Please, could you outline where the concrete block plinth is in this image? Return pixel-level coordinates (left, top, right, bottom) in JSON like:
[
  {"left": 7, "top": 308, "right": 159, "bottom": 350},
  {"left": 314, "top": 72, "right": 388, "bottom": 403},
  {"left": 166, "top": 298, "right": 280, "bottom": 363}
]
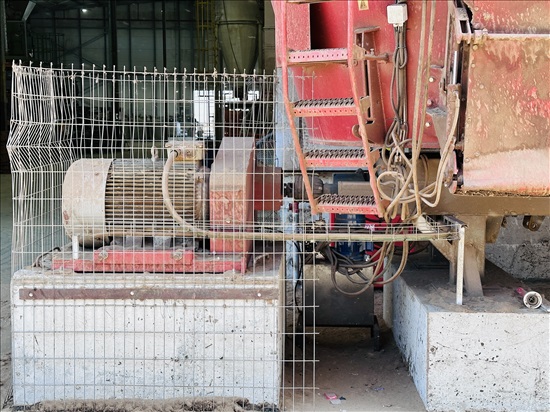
[
  {"left": 11, "top": 266, "right": 282, "bottom": 407},
  {"left": 393, "top": 263, "right": 549, "bottom": 412}
]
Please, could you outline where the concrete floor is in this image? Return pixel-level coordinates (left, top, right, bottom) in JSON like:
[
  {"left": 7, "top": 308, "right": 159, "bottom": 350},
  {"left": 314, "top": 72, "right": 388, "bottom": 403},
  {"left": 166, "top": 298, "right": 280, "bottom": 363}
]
[{"left": 0, "top": 173, "right": 426, "bottom": 411}]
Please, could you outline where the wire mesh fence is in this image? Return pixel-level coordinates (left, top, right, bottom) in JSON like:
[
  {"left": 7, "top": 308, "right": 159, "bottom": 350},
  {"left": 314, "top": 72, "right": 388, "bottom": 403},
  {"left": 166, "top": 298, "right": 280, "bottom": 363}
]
[{"left": 6, "top": 62, "right": 458, "bottom": 411}]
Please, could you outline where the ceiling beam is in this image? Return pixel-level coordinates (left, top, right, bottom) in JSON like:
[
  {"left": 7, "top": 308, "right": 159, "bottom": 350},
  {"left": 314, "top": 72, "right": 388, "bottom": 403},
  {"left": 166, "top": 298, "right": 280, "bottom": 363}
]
[{"left": 22, "top": 1, "right": 36, "bottom": 21}]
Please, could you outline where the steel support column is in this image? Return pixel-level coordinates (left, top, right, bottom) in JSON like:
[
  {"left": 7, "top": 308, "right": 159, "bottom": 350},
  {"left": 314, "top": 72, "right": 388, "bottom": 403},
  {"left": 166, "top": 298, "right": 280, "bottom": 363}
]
[{"left": 0, "top": 0, "right": 7, "bottom": 132}]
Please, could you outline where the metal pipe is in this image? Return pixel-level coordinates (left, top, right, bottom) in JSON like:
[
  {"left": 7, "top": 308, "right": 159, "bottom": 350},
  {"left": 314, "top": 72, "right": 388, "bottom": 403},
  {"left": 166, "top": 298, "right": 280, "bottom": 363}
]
[
  {"left": 0, "top": 0, "right": 7, "bottom": 133},
  {"left": 383, "top": 257, "right": 393, "bottom": 328},
  {"left": 84, "top": 229, "right": 453, "bottom": 243},
  {"left": 72, "top": 235, "right": 80, "bottom": 260},
  {"left": 77, "top": 5, "right": 83, "bottom": 63},
  {"left": 161, "top": 151, "right": 459, "bottom": 244},
  {"left": 127, "top": 3, "right": 132, "bottom": 68},
  {"left": 109, "top": 0, "right": 118, "bottom": 68},
  {"left": 162, "top": 0, "right": 167, "bottom": 69},
  {"left": 456, "top": 224, "right": 465, "bottom": 305},
  {"left": 516, "top": 287, "right": 543, "bottom": 309}
]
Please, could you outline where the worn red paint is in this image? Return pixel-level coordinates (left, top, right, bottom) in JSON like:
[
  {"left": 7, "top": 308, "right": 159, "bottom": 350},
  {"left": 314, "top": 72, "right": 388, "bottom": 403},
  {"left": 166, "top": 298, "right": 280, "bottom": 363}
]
[
  {"left": 51, "top": 249, "right": 249, "bottom": 274},
  {"left": 274, "top": 0, "right": 550, "bottom": 197}
]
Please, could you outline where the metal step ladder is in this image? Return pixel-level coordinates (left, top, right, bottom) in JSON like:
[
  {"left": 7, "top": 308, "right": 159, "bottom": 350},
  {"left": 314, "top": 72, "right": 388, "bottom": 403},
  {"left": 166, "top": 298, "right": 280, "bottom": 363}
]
[{"left": 280, "top": 0, "right": 387, "bottom": 216}]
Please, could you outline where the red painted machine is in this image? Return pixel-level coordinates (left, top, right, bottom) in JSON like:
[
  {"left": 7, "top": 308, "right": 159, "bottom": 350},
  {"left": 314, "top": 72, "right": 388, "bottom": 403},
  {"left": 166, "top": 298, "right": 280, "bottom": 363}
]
[
  {"left": 272, "top": 0, "right": 550, "bottom": 295},
  {"left": 55, "top": 137, "right": 281, "bottom": 274}
]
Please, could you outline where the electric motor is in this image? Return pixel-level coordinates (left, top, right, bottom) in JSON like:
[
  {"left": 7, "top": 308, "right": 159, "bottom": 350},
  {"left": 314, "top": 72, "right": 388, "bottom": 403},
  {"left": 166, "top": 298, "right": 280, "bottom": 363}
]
[{"left": 62, "top": 149, "right": 209, "bottom": 246}]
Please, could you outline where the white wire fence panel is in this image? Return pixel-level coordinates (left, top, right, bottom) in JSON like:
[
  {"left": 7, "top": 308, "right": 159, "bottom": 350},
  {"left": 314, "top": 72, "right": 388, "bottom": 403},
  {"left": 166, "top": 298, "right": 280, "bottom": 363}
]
[
  {"left": 7, "top": 63, "right": 457, "bottom": 411},
  {"left": 6, "top": 63, "right": 316, "bottom": 412}
]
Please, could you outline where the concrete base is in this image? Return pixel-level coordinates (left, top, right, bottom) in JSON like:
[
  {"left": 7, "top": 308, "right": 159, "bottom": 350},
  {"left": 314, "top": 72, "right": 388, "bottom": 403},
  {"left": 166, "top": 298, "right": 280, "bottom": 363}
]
[
  {"left": 393, "top": 261, "right": 550, "bottom": 412},
  {"left": 486, "top": 216, "right": 550, "bottom": 280},
  {"left": 11, "top": 263, "right": 282, "bottom": 407}
]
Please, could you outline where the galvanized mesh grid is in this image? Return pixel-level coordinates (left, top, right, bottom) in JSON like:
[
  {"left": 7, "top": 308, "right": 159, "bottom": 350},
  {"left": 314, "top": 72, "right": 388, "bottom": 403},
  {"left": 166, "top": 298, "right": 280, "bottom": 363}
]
[{"left": 7, "top": 63, "right": 457, "bottom": 411}]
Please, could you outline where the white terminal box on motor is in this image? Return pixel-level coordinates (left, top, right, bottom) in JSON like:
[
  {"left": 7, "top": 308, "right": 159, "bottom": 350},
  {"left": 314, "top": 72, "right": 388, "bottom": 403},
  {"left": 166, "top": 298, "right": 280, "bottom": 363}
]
[{"left": 387, "top": 3, "right": 408, "bottom": 26}]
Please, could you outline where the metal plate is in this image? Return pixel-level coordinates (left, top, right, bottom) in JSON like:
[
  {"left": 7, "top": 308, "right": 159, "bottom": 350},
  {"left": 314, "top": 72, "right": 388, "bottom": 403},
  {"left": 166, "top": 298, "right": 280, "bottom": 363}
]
[
  {"left": 19, "top": 287, "right": 278, "bottom": 301},
  {"left": 462, "top": 35, "right": 550, "bottom": 195}
]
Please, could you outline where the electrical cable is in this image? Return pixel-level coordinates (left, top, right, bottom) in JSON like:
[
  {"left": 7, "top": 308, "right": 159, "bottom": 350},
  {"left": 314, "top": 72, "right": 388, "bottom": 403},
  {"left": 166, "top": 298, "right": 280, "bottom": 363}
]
[
  {"left": 162, "top": 149, "right": 203, "bottom": 235},
  {"left": 32, "top": 246, "right": 62, "bottom": 268},
  {"left": 292, "top": 241, "right": 303, "bottom": 313},
  {"left": 378, "top": 0, "right": 459, "bottom": 225}
]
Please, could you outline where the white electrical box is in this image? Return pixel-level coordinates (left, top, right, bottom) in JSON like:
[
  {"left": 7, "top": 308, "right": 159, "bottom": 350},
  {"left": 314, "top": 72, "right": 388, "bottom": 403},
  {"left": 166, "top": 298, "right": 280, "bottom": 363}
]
[{"left": 387, "top": 4, "right": 408, "bottom": 26}]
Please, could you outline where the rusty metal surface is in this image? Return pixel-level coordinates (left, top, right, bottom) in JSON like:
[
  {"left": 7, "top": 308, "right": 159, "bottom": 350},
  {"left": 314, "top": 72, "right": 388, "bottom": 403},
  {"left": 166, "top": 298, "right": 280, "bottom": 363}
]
[
  {"left": 253, "top": 165, "right": 282, "bottom": 211},
  {"left": 275, "top": 0, "right": 447, "bottom": 148},
  {"left": 462, "top": 35, "right": 550, "bottom": 195},
  {"left": 305, "top": 148, "right": 367, "bottom": 168},
  {"left": 316, "top": 194, "right": 378, "bottom": 215},
  {"left": 288, "top": 48, "right": 349, "bottom": 64},
  {"left": 51, "top": 249, "right": 248, "bottom": 274},
  {"left": 210, "top": 136, "right": 255, "bottom": 255},
  {"left": 19, "top": 287, "right": 278, "bottom": 301},
  {"left": 209, "top": 136, "right": 255, "bottom": 227},
  {"left": 292, "top": 97, "right": 369, "bottom": 117},
  {"left": 353, "top": 28, "right": 386, "bottom": 147},
  {"left": 419, "top": 158, "right": 550, "bottom": 215},
  {"left": 273, "top": 0, "right": 309, "bottom": 68},
  {"left": 466, "top": 1, "right": 550, "bottom": 34}
]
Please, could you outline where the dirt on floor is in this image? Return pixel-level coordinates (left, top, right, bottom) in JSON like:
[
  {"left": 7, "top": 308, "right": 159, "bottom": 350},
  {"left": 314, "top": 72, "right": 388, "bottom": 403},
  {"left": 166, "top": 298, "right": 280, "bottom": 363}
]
[
  {"left": 280, "top": 300, "right": 425, "bottom": 411},
  {"left": 27, "top": 398, "right": 278, "bottom": 412}
]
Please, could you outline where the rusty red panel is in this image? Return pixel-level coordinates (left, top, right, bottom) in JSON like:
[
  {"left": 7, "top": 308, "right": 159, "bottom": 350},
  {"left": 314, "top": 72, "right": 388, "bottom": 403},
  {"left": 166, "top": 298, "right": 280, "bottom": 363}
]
[
  {"left": 209, "top": 136, "right": 255, "bottom": 254},
  {"left": 209, "top": 136, "right": 255, "bottom": 228},
  {"left": 253, "top": 165, "right": 282, "bottom": 211},
  {"left": 316, "top": 194, "right": 378, "bottom": 215},
  {"left": 273, "top": 0, "right": 310, "bottom": 68},
  {"left": 210, "top": 188, "right": 252, "bottom": 226},
  {"left": 51, "top": 249, "right": 248, "bottom": 273},
  {"left": 462, "top": 35, "right": 550, "bottom": 196},
  {"left": 288, "top": 48, "right": 348, "bottom": 64},
  {"left": 209, "top": 233, "right": 252, "bottom": 258},
  {"left": 467, "top": 1, "right": 550, "bottom": 33},
  {"left": 276, "top": 0, "right": 448, "bottom": 148}
]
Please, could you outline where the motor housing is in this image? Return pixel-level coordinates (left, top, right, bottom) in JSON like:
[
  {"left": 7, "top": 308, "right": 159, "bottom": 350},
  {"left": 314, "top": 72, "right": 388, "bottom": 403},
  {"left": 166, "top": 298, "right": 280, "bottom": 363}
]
[{"left": 62, "top": 157, "right": 208, "bottom": 247}]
